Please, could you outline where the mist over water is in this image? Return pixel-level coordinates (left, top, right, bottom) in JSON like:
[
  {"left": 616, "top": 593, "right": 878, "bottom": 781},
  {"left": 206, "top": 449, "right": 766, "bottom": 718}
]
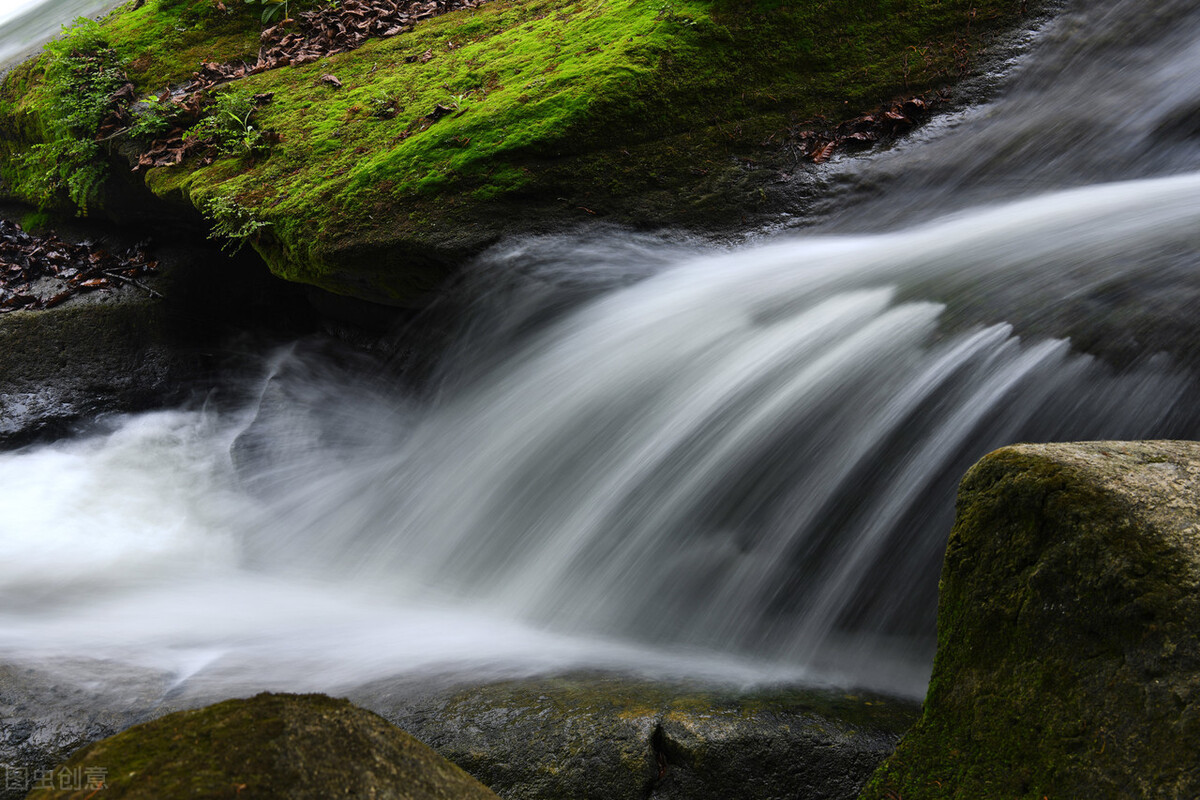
[
  {"left": 0, "top": 0, "right": 122, "bottom": 67},
  {"left": 3, "top": 0, "right": 1200, "bottom": 699}
]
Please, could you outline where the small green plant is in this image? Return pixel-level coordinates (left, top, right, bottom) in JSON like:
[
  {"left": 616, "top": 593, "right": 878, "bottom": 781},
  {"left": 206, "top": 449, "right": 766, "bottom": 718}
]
[
  {"left": 245, "top": 0, "right": 290, "bottom": 23},
  {"left": 187, "top": 90, "right": 266, "bottom": 154},
  {"left": 42, "top": 19, "right": 127, "bottom": 136},
  {"left": 201, "top": 194, "right": 271, "bottom": 253},
  {"left": 9, "top": 18, "right": 130, "bottom": 214},
  {"left": 367, "top": 92, "right": 402, "bottom": 119},
  {"left": 127, "top": 95, "right": 180, "bottom": 139},
  {"left": 13, "top": 139, "right": 107, "bottom": 214}
]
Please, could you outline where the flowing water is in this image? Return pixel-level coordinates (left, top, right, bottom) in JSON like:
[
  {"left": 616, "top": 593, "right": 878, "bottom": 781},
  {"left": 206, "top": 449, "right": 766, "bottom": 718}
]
[
  {"left": 2, "top": 0, "right": 1200, "bottom": 699},
  {"left": 0, "top": 0, "right": 122, "bottom": 67}
]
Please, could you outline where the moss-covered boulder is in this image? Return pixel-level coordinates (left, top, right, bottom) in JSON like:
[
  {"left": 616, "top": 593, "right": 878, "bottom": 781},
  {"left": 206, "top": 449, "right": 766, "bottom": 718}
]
[
  {"left": 24, "top": 692, "right": 500, "bottom": 800},
  {"left": 1, "top": 0, "right": 1031, "bottom": 304},
  {"left": 359, "top": 674, "right": 919, "bottom": 800},
  {"left": 860, "top": 441, "right": 1200, "bottom": 800}
]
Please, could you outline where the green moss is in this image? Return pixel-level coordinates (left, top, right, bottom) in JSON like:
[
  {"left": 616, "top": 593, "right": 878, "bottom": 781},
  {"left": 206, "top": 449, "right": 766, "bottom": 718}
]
[
  {"left": 27, "top": 693, "right": 500, "bottom": 800},
  {"left": 2, "top": 0, "right": 1028, "bottom": 300},
  {"left": 102, "top": 0, "right": 265, "bottom": 91},
  {"left": 1, "top": 18, "right": 128, "bottom": 213},
  {"left": 860, "top": 445, "right": 1200, "bottom": 800}
]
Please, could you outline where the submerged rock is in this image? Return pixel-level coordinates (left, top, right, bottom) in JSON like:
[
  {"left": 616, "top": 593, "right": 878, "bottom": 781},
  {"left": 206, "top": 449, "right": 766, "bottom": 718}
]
[
  {"left": 24, "top": 692, "right": 500, "bottom": 800},
  {"left": 860, "top": 441, "right": 1200, "bottom": 799},
  {"left": 0, "top": 660, "right": 171, "bottom": 800}
]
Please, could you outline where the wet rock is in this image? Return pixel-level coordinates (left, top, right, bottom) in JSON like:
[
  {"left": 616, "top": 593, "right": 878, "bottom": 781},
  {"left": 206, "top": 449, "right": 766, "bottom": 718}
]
[
  {"left": 0, "top": 297, "right": 185, "bottom": 446},
  {"left": 0, "top": 664, "right": 918, "bottom": 800},
  {"left": 0, "top": 659, "right": 172, "bottom": 800},
  {"left": 355, "top": 674, "right": 919, "bottom": 800},
  {"left": 0, "top": 210, "right": 314, "bottom": 448},
  {"left": 24, "top": 692, "right": 499, "bottom": 800},
  {"left": 861, "top": 441, "right": 1200, "bottom": 799}
]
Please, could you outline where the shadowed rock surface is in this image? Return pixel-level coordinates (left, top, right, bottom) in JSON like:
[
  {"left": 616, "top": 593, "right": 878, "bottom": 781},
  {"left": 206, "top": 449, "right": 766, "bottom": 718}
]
[{"left": 0, "top": 210, "right": 314, "bottom": 447}]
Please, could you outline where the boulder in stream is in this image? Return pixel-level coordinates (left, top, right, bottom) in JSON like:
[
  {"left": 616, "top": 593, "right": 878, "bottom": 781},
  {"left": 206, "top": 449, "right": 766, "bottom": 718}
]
[
  {"left": 861, "top": 441, "right": 1200, "bottom": 799},
  {"left": 23, "top": 692, "right": 500, "bottom": 800}
]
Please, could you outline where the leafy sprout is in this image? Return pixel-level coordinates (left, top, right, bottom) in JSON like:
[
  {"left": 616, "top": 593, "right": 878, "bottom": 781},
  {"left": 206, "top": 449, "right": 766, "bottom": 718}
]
[
  {"left": 245, "top": 0, "right": 290, "bottom": 24},
  {"left": 187, "top": 90, "right": 267, "bottom": 154},
  {"left": 201, "top": 194, "right": 271, "bottom": 253}
]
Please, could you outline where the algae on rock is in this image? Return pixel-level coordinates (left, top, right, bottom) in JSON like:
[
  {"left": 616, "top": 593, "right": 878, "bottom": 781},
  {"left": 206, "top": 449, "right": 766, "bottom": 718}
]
[
  {"left": 25, "top": 692, "right": 501, "bottom": 800},
  {"left": 360, "top": 674, "right": 919, "bottom": 800},
  {"left": 2, "top": 0, "right": 1030, "bottom": 304},
  {"left": 860, "top": 441, "right": 1200, "bottom": 800}
]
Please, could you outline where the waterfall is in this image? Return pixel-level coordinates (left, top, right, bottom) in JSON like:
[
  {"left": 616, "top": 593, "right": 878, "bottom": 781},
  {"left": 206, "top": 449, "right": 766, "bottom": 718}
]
[
  {"left": 2, "top": 0, "right": 1200, "bottom": 698},
  {"left": 241, "top": 174, "right": 1200, "bottom": 689}
]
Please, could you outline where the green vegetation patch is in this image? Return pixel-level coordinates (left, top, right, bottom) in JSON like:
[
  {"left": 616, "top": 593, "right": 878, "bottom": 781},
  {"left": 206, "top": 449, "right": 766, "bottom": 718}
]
[
  {"left": 2, "top": 0, "right": 1027, "bottom": 301},
  {"left": 103, "top": 0, "right": 264, "bottom": 90}
]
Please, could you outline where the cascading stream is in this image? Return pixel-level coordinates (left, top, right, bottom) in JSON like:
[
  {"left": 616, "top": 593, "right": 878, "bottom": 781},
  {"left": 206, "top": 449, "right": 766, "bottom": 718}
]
[
  {"left": 1, "top": 0, "right": 1200, "bottom": 699},
  {"left": 249, "top": 174, "right": 1197, "bottom": 683}
]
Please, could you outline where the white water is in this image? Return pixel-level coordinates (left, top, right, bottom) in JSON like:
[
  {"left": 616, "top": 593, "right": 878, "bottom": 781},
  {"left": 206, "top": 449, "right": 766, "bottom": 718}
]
[
  {"left": 0, "top": 0, "right": 121, "bottom": 67},
  {"left": 3, "top": 174, "right": 1199, "bottom": 698},
  {"left": 2, "top": 0, "right": 1200, "bottom": 699}
]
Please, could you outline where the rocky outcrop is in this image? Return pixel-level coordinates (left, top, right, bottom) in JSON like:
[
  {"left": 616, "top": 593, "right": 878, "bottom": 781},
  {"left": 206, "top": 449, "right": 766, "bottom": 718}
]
[
  {"left": 23, "top": 692, "right": 500, "bottom": 799},
  {"left": 0, "top": 211, "right": 313, "bottom": 447},
  {"left": 0, "top": 0, "right": 1032, "bottom": 305},
  {"left": 860, "top": 441, "right": 1200, "bottom": 799},
  {"left": 355, "top": 675, "right": 918, "bottom": 800},
  {"left": 0, "top": 662, "right": 918, "bottom": 800}
]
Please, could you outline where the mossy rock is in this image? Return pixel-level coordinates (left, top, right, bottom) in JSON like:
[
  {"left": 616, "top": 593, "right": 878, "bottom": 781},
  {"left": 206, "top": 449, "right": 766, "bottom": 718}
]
[
  {"left": 358, "top": 674, "right": 919, "bottom": 800},
  {"left": 25, "top": 692, "right": 500, "bottom": 800},
  {"left": 859, "top": 441, "right": 1200, "bottom": 800},
  {"left": 1, "top": 0, "right": 1032, "bottom": 304}
]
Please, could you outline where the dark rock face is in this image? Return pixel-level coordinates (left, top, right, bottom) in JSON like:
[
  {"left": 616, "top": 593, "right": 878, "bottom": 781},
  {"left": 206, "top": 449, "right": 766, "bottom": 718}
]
[
  {"left": 0, "top": 297, "right": 186, "bottom": 445},
  {"left": 354, "top": 675, "right": 919, "bottom": 800},
  {"left": 860, "top": 441, "right": 1200, "bottom": 800},
  {"left": 0, "top": 664, "right": 918, "bottom": 800},
  {"left": 0, "top": 212, "right": 315, "bottom": 448},
  {"left": 23, "top": 692, "right": 500, "bottom": 800}
]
